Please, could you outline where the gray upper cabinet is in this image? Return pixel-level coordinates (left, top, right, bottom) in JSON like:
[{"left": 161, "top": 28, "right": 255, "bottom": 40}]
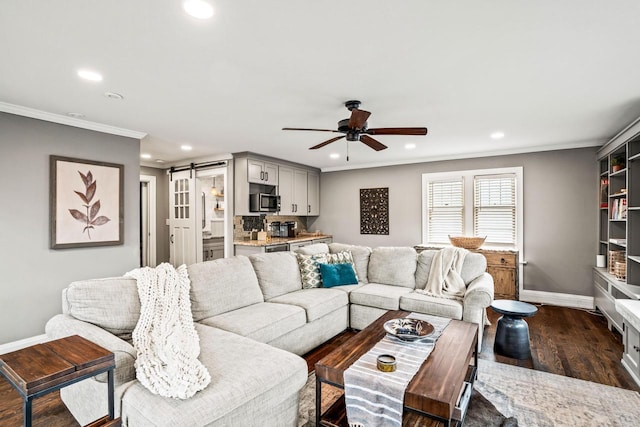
[
  {"left": 278, "top": 166, "right": 308, "bottom": 215},
  {"left": 307, "top": 172, "right": 320, "bottom": 216},
  {"left": 248, "top": 159, "right": 278, "bottom": 185}
]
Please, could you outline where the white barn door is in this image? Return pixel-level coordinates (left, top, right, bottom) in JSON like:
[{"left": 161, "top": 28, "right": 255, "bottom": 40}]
[{"left": 169, "top": 170, "right": 197, "bottom": 267}]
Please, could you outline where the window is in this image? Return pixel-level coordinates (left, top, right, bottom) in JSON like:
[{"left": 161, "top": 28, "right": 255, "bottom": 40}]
[{"left": 422, "top": 167, "right": 522, "bottom": 249}]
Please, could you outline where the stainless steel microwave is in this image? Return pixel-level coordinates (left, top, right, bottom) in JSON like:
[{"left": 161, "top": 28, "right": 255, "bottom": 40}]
[{"left": 250, "top": 193, "right": 280, "bottom": 212}]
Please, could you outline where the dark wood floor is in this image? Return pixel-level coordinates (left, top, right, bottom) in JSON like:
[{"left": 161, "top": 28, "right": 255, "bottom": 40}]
[{"left": 1, "top": 305, "right": 638, "bottom": 426}]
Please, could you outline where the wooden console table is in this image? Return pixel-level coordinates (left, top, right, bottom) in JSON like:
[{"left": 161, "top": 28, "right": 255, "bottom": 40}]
[{"left": 0, "top": 335, "right": 120, "bottom": 427}]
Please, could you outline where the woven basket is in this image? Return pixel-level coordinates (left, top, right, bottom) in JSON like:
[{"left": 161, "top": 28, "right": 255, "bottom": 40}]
[
  {"left": 609, "top": 250, "right": 625, "bottom": 274},
  {"left": 615, "top": 261, "right": 627, "bottom": 281},
  {"left": 448, "top": 236, "right": 486, "bottom": 250}
]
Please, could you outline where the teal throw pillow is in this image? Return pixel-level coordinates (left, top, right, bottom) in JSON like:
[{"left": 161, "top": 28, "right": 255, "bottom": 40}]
[{"left": 318, "top": 263, "right": 358, "bottom": 288}]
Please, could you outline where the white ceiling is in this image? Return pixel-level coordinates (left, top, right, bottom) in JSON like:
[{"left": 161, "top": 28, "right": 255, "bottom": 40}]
[{"left": 2, "top": 1, "right": 640, "bottom": 171}]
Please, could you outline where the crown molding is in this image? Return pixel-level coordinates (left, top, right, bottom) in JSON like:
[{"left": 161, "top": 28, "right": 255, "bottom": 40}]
[
  {"left": 320, "top": 139, "right": 604, "bottom": 172},
  {"left": 0, "top": 102, "right": 147, "bottom": 139}
]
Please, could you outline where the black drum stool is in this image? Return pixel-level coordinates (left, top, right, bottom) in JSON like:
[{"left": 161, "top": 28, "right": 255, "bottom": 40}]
[{"left": 491, "top": 300, "right": 538, "bottom": 359}]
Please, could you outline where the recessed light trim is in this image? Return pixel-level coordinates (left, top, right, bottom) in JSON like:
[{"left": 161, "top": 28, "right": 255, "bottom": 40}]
[
  {"left": 405, "top": 143, "right": 416, "bottom": 150},
  {"left": 77, "top": 69, "right": 103, "bottom": 82},
  {"left": 104, "top": 92, "right": 124, "bottom": 100},
  {"left": 181, "top": 144, "right": 193, "bottom": 151},
  {"left": 141, "top": 153, "right": 152, "bottom": 159},
  {"left": 67, "top": 112, "right": 85, "bottom": 119},
  {"left": 330, "top": 153, "right": 340, "bottom": 159},
  {"left": 183, "top": 0, "right": 214, "bottom": 19},
  {"left": 155, "top": 159, "right": 166, "bottom": 163},
  {"left": 491, "top": 131, "right": 505, "bottom": 139}
]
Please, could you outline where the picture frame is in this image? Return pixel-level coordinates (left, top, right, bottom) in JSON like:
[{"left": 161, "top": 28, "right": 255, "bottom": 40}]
[{"left": 50, "top": 155, "right": 124, "bottom": 249}]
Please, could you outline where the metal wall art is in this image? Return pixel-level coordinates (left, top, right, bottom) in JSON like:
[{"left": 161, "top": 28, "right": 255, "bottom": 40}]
[
  {"left": 360, "top": 187, "right": 389, "bottom": 235},
  {"left": 50, "top": 156, "right": 124, "bottom": 249}
]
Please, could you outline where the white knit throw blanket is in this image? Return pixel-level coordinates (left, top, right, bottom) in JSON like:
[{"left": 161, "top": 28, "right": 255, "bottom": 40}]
[
  {"left": 417, "top": 246, "right": 468, "bottom": 300},
  {"left": 126, "top": 263, "right": 211, "bottom": 399}
]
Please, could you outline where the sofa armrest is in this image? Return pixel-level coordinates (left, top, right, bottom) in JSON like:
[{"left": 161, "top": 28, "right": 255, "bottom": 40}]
[
  {"left": 463, "top": 272, "right": 494, "bottom": 309},
  {"left": 45, "top": 314, "right": 136, "bottom": 385}
]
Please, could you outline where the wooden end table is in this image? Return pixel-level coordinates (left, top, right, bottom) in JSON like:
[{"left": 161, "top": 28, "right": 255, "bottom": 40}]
[
  {"left": 0, "top": 335, "right": 120, "bottom": 427},
  {"left": 315, "top": 310, "right": 478, "bottom": 427}
]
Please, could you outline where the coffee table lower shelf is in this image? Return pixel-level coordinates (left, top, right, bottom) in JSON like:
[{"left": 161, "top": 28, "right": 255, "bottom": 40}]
[{"left": 318, "top": 365, "right": 477, "bottom": 427}]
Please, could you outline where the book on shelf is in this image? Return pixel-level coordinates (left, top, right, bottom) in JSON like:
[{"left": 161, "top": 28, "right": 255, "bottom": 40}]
[
  {"left": 600, "top": 178, "right": 609, "bottom": 208},
  {"left": 612, "top": 198, "right": 618, "bottom": 219},
  {"left": 621, "top": 197, "right": 627, "bottom": 219},
  {"left": 609, "top": 238, "right": 627, "bottom": 246}
]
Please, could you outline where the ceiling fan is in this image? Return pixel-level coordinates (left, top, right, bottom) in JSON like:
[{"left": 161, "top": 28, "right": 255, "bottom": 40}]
[{"left": 282, "top": 100, "right": 428, "bottom": 155}]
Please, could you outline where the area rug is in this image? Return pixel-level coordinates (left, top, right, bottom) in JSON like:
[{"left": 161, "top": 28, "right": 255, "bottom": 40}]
[
  {"left": 299, "top": 360, "right": 640, "bottom": 427},
  {"left": 476, "top": 360, "right": 640, "bottom": 426}
]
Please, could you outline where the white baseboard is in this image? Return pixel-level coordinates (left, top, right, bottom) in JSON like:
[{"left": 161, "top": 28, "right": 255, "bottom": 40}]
[
  {"left": 0, "top": 334, "right": 48, "bottom": 354},
  {"left": 519, "top": 289, "right": 595, "bottom": 310}
]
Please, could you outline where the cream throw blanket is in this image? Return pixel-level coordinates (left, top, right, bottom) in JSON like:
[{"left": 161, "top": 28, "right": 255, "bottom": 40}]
[
  {"left": 417, "top": 247, "right": 468, "bottom": 300},
  {"left": 126, "top": 263, "right": 211, "bottom": 399}
]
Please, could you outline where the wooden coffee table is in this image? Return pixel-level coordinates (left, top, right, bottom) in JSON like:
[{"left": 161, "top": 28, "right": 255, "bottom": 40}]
[
  {"left": 0, "top": 335, "right": 120, "bottom": 427},
  {"left": 315, "top": 310, "right": 478, "bottom": 427}
]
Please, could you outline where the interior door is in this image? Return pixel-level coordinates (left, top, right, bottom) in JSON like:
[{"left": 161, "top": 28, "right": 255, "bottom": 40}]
[{"left": 169, "top": 170, "right": 197, "bottom": 267}]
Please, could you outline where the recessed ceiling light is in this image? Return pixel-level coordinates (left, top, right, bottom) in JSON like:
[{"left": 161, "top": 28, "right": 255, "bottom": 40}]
[
  {"left": 183, "top": 0, "right": 214, "bottom": 19},
  {"left": 491, "top": 131, "right": 505, "bottom": 139},
  {"left": 104, "top": 92, "right": 124, "bottom": 100},
  {"left": 405, "top": 143, "right": 416, "bottom": 150},
  {"left": 141, "top": 153, "right": 152, "bottom": 159},
  {"left": 155, "top": 159, "right": 166, "bottom": 164},
  {"left": 77, "top": 69, "right": 103, "bottom": 82},
  {"left": 181, "top": 145, "right": 193, "bottom": 151},
  {"left": 67, "top": 112, "right": 85, "bottom": 119},
  {"left": 330, "top": 153, "right": 340, "bottom": 159}
]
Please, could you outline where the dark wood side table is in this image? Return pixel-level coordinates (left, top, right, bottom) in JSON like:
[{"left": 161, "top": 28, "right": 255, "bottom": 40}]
[
  {"left": 491, "top": 300, "right": 538, "bottom": 359},
  {"left": 0, "top": 335, "right": 120, "bottom": 427}
]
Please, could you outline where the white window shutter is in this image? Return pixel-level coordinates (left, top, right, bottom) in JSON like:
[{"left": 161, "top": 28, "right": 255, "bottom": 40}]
[
  {"left": 473, "top": 174, "right": 516, "bottom": 244},
  {"left": 427, "top": 179, "right": 464, "bottom": 243}
]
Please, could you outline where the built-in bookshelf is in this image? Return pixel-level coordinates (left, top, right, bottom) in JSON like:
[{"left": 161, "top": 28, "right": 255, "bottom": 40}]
[{"left": 595, "top": 119, "right": 640, "bottom": 333}]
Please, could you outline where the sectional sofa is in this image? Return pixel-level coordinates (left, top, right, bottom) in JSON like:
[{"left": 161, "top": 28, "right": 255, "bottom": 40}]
[{"left": 45, "top": 243, "right": 493, "bottom": 426}]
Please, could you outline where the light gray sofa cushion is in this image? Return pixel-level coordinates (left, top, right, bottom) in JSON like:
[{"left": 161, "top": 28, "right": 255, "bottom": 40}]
[
  {"left": 119, "top": 324, "right": 307, "bottom": 426},
  {"left": 200, "top": 302, "right": 306, "bottom": 343},
  {"left": 249, "top": 252, "right": 303, "bottom": 300},
  {"left": 399, "top": 292, "right": 464, "bottom": 320},
  {"left": 269, "top": 288, "right": 348, "bottom": 322},
  {"left": 294, "top": 243, "right": 329, "bottom": 255},
  {"left": 188, "top": 256, "right": 264, "bottom": 321},
  {"left": 63, "top": 277, "right": 140, "bottom": 341},
  {"left": 349, "top": 283, "right": 413, "bottom": 310},
  {"left": 415, "top": 250, "right": 488, "bottom": 289},
  {"left": 367, "top": 246, "right": 417, "bottom": 288},
  {"left": 329, "top": 243, "right": 372, "bottom": 283}
]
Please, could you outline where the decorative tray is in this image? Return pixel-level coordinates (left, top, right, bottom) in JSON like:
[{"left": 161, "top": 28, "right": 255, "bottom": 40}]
[{"left": 383, "top": 318, "right": 435, "bottom": 342}]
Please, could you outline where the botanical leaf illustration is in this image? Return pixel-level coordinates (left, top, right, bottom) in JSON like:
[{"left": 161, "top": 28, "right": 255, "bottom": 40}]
[{"left": 69, "top": 170, "right": 111, "bottom": 239}]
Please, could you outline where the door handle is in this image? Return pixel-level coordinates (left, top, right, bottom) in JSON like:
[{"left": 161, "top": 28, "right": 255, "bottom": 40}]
[
  {"left": 308, "top": 205, "right": 311, "bottom": 213},
  {"left": 260, "top": 171, "right": 264, "bottom": 180},
  {"left": 265, "top": 172, "right": 269, "bottom": 181},
  {"left": 170, "top": 234, "right": 174, "bottom": 244}
]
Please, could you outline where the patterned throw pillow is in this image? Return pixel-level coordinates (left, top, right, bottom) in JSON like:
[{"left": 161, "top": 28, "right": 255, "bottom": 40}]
[
  {"left": 325, "top": 250, "right": 359, "bottom": 282},
  {"left": 296, "top": 253, "right": 328, "bottom": 289}
]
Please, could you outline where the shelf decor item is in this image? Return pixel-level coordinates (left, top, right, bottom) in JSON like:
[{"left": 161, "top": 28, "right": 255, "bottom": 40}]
[
  {"left": 448, "top": 235, "right": 486, "bottom": 250},
  {"left": 615, "top": 261, "right": 627, "bottom": 281},
  {"left": 50, "top": 156, "right": 124, "bottom": 249},
  {"left": 611, "top": 156, "right": 625, "bottom": 172},
  {"left": 609, "top": 250, "right": 626, "bottom": 275}
]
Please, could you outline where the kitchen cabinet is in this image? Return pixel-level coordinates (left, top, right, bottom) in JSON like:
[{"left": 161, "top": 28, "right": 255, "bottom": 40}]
[
  {"left": 234, "top": 245, "right": 265, "bottom": 256},
  {"left": 248, "top": 159, "right": 278, "bottom": 185},
  {"left": 307, "top": 172, "right": 320, "bottom": 215},
  {"left": 279, "top": 166, "right": 308, "bottom": 215},
  {"left": 203, "top": 237, "right": 224, "bottom": 261}
]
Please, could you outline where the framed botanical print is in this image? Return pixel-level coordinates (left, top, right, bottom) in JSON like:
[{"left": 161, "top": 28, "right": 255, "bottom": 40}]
[{"left": 50, "top": 155, "right": 124, "bottom": 248}]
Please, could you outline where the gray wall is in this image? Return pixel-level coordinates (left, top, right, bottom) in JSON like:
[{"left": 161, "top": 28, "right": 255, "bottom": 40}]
[
  {"left": 0, "top": 112, "right": 141, "bottom": 344},
  {"left": 310, "top": 147, "right": 597, "bottom": 296},
  {"left": 140, "top": 166, "right": 170, "bottom": 264}
]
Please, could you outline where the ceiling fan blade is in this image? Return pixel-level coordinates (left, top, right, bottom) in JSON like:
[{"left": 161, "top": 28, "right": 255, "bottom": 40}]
[
  {"left": 360, "top": 135, "right": 387, "bottom": 151},
  {"left": 282, "top": 127, "right": 342, "bottom": 133},
  {"left": 309, "top": 135, "right": 345, "bottom": 150},
  {"left": 366, "top": 127, "right": 428, "bottom": 136},
  {"left": 348, "top": 109, "right": 371, "bottom": 130}
]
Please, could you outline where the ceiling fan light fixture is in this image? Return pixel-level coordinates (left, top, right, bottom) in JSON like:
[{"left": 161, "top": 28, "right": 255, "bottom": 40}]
[{"left": 183, "top": 0, "right": 214, "bottom": 19}]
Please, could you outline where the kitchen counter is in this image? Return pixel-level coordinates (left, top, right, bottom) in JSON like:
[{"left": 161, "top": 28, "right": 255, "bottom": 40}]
[{"left": 234, "top": 234, "right": 332, "bottom": 247}]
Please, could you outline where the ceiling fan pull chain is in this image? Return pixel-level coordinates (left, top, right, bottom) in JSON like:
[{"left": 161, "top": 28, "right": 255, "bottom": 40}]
[{"left": 347, "top": 139, "right": 350, "bottom": 162}]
